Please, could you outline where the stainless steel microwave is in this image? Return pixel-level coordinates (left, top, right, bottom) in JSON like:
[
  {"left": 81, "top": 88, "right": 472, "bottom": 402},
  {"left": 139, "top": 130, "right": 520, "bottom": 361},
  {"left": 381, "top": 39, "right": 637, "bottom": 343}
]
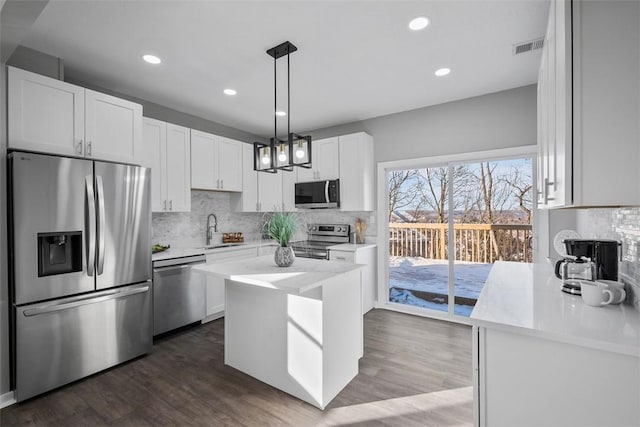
[{"left": 295, "top": 179, "right": 340, "bottom": 209}]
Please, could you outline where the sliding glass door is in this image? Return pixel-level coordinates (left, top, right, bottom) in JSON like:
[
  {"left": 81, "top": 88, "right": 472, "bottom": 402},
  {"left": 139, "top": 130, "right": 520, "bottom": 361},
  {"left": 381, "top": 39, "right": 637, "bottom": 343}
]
[{"left": 386, "top": 156, "right": 533, "bottom": 320}]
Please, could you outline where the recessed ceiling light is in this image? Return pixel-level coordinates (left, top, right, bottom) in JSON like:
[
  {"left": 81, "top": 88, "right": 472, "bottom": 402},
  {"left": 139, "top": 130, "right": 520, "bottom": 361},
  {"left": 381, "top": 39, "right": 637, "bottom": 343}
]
[
  {"left": 275, "top": 110, "right": 287, "bottom": 117},
  {"left": 223, "top": 88, "right": 237, "bottom": 96},
  {"left": 408, "top": 16, "right": 429, "bottom": 31},
  {"left": 142, "top": 54, "right": 161, "bottom": 65},
  {"left": 435, "top": 67, "right": 451, "bottom": 77}
]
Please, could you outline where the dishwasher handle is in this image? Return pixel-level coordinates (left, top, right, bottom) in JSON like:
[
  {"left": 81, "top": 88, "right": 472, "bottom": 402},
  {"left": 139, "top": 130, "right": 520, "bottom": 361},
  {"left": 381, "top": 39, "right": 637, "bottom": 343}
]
[{"left": 153, "top": 262, "right": 204, "bottom": 273}]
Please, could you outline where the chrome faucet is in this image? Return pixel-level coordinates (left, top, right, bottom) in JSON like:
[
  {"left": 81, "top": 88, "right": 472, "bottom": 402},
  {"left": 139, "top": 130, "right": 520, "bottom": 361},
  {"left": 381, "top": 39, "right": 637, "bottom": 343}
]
[{"left": 206, "top": 213, "right": 218, "bottom": 246}]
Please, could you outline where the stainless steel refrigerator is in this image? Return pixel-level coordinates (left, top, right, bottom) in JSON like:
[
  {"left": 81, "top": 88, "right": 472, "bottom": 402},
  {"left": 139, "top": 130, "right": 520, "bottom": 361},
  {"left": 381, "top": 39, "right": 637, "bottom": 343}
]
[{"left": 8, "top": 151, "right": 152, "bottom": 401}]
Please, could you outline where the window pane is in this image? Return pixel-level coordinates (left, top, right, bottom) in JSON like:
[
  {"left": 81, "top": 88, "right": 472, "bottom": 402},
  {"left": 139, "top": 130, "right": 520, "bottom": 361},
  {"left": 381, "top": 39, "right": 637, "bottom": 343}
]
[
  {"left": 452, "top": 158, "right": 533, "bottom": 316},
  {"left": 388, "top": 167, "right": 449, "bottom": 313}
]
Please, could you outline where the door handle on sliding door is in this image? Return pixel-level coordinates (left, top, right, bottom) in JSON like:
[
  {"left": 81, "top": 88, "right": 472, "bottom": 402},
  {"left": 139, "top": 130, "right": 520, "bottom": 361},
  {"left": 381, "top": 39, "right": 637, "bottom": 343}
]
[
  {"left": 96, "top": 175, "right": 106, "bottom": 275},
  {"left": 85, "top": 176, "right": 96, "bottom": 276}
]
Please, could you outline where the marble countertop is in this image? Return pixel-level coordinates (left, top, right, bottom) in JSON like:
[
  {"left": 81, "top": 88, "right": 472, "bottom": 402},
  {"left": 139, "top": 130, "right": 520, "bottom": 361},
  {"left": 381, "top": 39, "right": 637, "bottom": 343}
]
[
  {"left": 193, "top": 255, "right": 363, "bottom": 294},
  {"left": 152, "top": 241, "right": 278, "bottom": 262},
  {"left": 470, "top": 261, "right": 640, "bottom": 357},
  {"left": 327, "top": 243, "right": 377, "bottom": 252}
]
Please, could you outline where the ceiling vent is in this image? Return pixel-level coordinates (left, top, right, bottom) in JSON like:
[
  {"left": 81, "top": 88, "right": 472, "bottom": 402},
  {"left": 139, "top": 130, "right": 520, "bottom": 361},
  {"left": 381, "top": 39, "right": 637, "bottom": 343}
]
[{"left": 513, "top": 37, "right": 544, "bottom": 55}]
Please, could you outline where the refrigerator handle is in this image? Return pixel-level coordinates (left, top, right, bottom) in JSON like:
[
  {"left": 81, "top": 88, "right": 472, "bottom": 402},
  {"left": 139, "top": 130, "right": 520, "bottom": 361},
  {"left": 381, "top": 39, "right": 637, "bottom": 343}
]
[
  {"left": 85, "top": 176, "right": 96, "bottom": 277},
  {"left": 22, "top": 284, "right": 150, "bottom": 317},
  {"left": 96, "top": 175, "right": 106, "bottom": 275}
]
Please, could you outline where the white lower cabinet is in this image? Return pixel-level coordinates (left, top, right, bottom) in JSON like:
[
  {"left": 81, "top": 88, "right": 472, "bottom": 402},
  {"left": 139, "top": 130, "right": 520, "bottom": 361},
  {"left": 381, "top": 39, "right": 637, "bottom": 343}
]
[
  {"left": 329, "top": 244, "right": 377, "bottom": 314},
  {"left": 203, "top": 247, "right": 257, "bottom": 321},
  {"left": 473, "top": 326, "right": 640, "bottom": 427}
]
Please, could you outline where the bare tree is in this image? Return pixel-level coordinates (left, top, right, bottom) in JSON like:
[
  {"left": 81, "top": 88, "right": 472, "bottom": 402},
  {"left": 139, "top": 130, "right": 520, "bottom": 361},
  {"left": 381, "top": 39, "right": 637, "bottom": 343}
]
[
  {"left": 416, "top": 165, "right": 475, "bottom": 223},
  {"left": 475, "top": 162, "right": 514, "bottom": 224},
  {"left": 501, "top": 164, "right": 533, "bottom": 224},
  {"left": 387, "top": 170, "right": 419, "bottom": 222}
]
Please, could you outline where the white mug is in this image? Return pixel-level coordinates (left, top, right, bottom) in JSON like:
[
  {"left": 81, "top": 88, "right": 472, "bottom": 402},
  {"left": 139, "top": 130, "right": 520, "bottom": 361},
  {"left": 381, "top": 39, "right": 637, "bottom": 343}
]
[
  {"left": 595, "top": 280, "right": 626, "bottom": 305},
  {"left": 580, "top": 281, "right": 614, "bottom": 307}
]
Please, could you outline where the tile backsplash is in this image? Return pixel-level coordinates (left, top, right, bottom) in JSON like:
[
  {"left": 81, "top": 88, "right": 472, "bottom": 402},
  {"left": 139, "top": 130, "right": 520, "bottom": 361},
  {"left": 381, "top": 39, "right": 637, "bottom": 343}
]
[
  {"left": 152, "top": 190, "right": 376, "bottom": 248},
  {"left": 575, "top": 208, "right": 640, "bottom": 309}
]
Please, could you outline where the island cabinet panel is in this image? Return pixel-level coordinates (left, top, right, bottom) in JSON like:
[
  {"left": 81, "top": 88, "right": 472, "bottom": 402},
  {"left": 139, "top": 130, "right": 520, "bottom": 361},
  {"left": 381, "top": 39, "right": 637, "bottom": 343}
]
[
  {"left": 474, "top": 326, "right": 640, "bottom": 427},
  {"left": 203, "top": 257, "right": 364, "bottom": 410}
]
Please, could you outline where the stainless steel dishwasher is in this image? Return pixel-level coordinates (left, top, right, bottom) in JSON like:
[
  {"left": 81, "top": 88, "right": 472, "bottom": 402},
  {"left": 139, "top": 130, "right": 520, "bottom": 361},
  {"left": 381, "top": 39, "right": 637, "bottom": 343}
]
[{"left": 152, "top": 254, "right": 206, "bottom": 336}]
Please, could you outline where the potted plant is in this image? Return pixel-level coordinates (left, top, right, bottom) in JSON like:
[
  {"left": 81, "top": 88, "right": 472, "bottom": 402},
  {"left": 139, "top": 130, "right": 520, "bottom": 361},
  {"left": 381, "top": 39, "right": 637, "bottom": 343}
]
[{"left": 265, "top": 212, "right": 297, "bottom": 267}]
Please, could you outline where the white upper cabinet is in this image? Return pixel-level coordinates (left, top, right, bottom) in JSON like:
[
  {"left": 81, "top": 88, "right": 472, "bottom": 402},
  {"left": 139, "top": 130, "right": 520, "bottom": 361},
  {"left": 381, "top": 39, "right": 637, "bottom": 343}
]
[
  {"left": 281, "top": 170, "right": 297, "bottom": 212},
  {"left": 8, "top": 66, "right": 84, "bottom": 157},
  {"left": 218, "top": 138, "right": 243, "bottom": 191},
  {"left": 190, "top": 130, "right": 218, "bottom": 190},
  {"left": 231, "top": 144, "right": 259, "bottom": 212},
  {"left": 141, "top": 118, "right": 191, "bottom": 212},
  {"left": 84, "top": 89, "right": 142, "bottom": 164},
  {"left": 142, "top": 118, "right": 166, "bottom": 212},
  {"left": 296, "top": 137, "right": 339, "bottom": 182},
  {"left": 191, "top": 130, "right": 242, "bottom": 192},
  {"left": 165, "top": 124, "right": 191, "bottom": 212},
  {"left": 339, "top": 132, "right": 374, "bottom": 211},
  {"left": 258, "top": 171, "right": 283, "bottom": 212},
  {"left": 537, "top": 0, "right": 640, "bottom": 208},
  {"left": 8, "top": 66, "right": 142, "bottom": 164}
]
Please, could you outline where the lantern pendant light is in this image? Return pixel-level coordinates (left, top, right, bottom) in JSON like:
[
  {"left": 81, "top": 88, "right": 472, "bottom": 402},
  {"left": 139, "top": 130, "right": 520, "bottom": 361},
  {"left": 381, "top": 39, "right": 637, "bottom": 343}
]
[{"left": 254, "top": 41, "right": 312, "bottom": 172}]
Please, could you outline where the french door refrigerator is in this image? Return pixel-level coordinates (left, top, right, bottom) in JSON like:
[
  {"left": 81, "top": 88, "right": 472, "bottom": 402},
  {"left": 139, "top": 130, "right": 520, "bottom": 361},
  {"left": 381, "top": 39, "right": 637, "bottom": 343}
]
[{"left": 8, "top": 151, "right": 152, "bottom": 401}]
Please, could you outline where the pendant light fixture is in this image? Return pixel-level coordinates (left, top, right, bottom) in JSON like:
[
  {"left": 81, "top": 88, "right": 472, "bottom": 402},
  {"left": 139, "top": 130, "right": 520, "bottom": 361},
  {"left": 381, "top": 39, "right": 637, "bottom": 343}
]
[{"left": 254, "top": 41, "right": 312, "bottom": 172}]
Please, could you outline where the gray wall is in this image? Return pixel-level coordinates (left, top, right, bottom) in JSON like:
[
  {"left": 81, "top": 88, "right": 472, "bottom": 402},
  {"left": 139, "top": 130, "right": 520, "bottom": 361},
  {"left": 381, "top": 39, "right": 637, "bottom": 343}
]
[{"left": 305, "top": 84, "right": 537, "bottom": 163}]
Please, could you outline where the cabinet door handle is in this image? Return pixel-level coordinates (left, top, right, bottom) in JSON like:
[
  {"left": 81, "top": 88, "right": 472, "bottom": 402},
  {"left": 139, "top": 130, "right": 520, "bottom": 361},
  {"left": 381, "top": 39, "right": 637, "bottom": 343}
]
[
  {"left": 163, "top": 200, "right": 167, "bottom": 211},
  {"left": 169, "top": 200, "right": 173, "bottom": 211},
  {"left": 76, "top": 140, "right": 83, "bottom": 155},
  {"left": 220, "top": 179, "right": 223, "bottom": 189},
  {"left": 87, "top": 141, "right": 92, "bottom": 156},
  {"left": 335, "top": 256, "right": 347, "bottom": 261},
  {"left": 216, "top": 179, "right": 220, "bottom": 189}
]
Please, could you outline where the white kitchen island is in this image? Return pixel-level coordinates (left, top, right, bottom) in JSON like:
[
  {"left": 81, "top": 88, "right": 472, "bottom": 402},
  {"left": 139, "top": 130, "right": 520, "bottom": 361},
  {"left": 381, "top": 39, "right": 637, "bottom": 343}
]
[
  {"left": 194, "top": 255, "right": 364, "bottom": 409},
  {"left": 470, "top": 261, "right": 640, "bottom": 427}
]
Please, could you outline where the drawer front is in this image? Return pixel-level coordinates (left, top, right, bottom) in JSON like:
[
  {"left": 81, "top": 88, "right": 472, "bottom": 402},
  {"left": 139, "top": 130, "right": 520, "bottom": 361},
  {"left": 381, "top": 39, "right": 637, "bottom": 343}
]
[
  {"left": 206, "top": 247, "right": 257, "bottom": 263},
  {"left": 329, "top": 250, "right": 355, "bottom": 263}
]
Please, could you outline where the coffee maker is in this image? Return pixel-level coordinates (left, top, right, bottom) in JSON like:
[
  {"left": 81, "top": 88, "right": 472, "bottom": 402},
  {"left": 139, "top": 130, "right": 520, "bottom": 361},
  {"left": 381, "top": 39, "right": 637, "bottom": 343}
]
[{"left": 555, "top": 239, "right": 620, "bottom": 295}]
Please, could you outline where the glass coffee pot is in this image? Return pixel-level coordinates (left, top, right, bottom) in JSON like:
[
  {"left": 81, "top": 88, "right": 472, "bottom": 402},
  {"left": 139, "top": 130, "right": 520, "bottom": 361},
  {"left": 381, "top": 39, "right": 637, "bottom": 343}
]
[{"left": 554, "top": 256, "right": 596, "bottom": 295}]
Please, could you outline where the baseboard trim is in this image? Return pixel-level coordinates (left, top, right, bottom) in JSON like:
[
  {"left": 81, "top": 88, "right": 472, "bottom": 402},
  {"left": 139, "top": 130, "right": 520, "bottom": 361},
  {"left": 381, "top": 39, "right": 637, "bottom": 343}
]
[{"left": 1, "top": 390, "right": 16, "bottom": 408}]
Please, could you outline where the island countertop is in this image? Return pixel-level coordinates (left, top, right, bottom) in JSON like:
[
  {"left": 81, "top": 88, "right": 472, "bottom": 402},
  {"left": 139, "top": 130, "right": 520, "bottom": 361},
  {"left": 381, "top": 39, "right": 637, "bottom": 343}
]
[
  {"left": 193, "top": 255, "right": 364, "bottom": 294},
  {"left": 470, "top": 261, "right": 640, "bottom": 357}
]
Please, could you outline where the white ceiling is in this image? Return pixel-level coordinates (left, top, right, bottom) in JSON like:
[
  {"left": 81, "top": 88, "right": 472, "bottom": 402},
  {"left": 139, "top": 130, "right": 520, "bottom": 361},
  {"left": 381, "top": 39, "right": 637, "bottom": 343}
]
[{"left": 18, "top": 0, "right": 549, "bottom": 138}]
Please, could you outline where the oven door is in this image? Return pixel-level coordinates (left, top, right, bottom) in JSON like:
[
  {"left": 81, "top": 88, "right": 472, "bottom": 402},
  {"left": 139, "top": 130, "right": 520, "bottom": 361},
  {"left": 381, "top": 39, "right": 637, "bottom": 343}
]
[{"left": 295, "top": 180, "right": 339, "bottom": 209}]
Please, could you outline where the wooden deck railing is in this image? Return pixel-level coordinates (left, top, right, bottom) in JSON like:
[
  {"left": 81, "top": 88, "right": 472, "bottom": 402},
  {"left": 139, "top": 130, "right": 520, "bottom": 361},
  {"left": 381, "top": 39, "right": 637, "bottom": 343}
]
[{"left": 389, "top": 223, "right": 533, "bottom": 263}]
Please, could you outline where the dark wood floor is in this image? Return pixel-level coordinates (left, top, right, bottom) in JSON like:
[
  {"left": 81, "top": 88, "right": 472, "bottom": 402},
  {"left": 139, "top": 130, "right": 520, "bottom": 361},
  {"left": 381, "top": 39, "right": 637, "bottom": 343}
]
[{"left": 1, "top": 309, "right": 473, "bottom": 426}]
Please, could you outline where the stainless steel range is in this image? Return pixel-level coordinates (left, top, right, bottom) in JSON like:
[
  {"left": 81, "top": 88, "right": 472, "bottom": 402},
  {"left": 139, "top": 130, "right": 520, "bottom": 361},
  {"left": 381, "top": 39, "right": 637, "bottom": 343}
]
[{"left": 290, "top": 224, "right": 351, "bottom": 260}]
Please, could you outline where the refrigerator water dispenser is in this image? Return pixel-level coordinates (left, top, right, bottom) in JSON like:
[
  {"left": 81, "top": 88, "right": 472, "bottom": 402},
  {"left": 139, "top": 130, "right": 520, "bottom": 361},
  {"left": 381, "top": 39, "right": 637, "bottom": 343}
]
[{"left": 37, "top": 231, "right": 82, "bottom": 276}]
